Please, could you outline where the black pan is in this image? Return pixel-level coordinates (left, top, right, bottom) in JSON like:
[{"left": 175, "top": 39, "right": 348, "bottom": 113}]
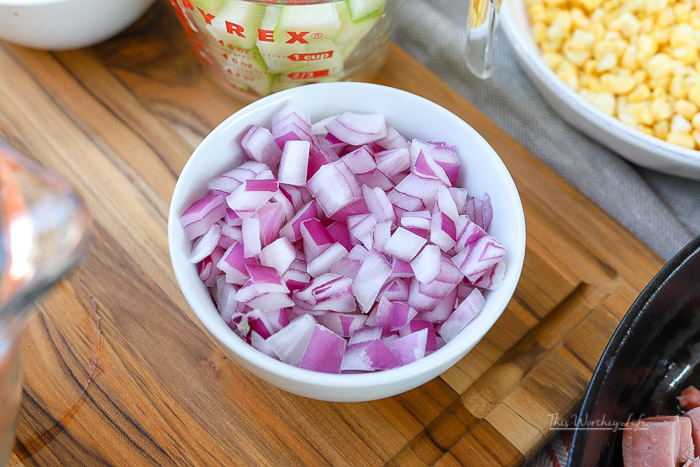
[{"left": 568, "top": 235, "right": 700, "bottom": 466}]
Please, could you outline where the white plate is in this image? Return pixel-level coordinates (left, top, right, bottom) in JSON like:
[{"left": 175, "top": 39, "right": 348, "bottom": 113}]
[{"left": 500, "top": 0, "right": 700, "bottom": 181}]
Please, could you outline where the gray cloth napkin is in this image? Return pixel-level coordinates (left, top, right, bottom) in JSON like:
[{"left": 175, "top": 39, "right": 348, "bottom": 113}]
[{"left": 393, "top": 0, "right": 700, "bottom": 261}]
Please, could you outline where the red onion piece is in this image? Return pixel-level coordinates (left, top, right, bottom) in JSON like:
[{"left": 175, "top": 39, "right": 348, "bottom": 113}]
[
  {"left": 299, "top": 325, "right": 346, "bottom": 373},
  {"left": 341, "top": 340, "right": 399, "bottom": 371},
  {"left": 278, "top": 140, "right": 310, "bottom": 186},
  {"left": 279, "top": 200, "right": 318, "bottom": 242},
  {"left": 301, "top": 218, "right": 335, "bottom": 263},
  {"left": 391, "top": 302, "right": 418, "bottom": 332},
  {"left": 326, "top": 112, "right": 388, "bottom": 146},
  {"left": 259, "top": 237, "right": 296, "bottom": 275},
  {"left": 411, "top": 245, "right": 442, "bottom": 284},
  {"left": 241, "top": 217, "right": 262, "bottom": 258},
  {"left": 399, "top": 320, "right": 438, "bottom": 354},
  {"left": 307, "top": 243, "right": 348, "bottom": 277},
  {"left": 181, "top": 194, "right": 227, "bottom": 241},
  {"left": 353, "top": 250, "right": 393, "bottom": 313},
  {"left": 378, "top": 278, "right": 409, "bottom": 302},
  {"left": 316, "top": 313, "right": 367, "bottom": 338},
  {"left": 376, "top": 126, "right": 410, "bottom": 150},
  {"left": 438, "top": 288, "right": 485, "bottom": 342},
  {"left": 348, "top": 326, "right": 383, "bottom": 345},
  {"left": 383, "top": 227, "right": 426, "bottom": 263},
  {"left": 189, "top": 222, "right": 223, "bottom": 263},
  {"left": 451, "top": 235, "right": 506, "bottom": 283},
  {"left": 241, "top": 125, "right": 282, "bottom": 169},
  {"left": 390, "top": 328, "right": 428, "bottom": 365},
  {"left": 267, "top": 314, "right": 317, "bottom": 366}
]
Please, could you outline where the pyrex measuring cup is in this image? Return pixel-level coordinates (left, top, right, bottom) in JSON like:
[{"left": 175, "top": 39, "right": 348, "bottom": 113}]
[
  {"left": 170, "top": 0, "right": 402, "bottom": 101},
  {"left": 0, "top": 143, "right": 89, "bottom": 465}
]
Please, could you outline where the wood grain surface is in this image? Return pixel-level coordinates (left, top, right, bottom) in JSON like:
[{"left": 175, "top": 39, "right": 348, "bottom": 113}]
[{"left": 0, "top": 1, "right": 664, "bottom": 465}]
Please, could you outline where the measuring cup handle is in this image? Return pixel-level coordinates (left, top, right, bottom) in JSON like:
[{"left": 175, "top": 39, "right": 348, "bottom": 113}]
[{"left": 466, "top": 0, "right": 500, "bottom": 79}]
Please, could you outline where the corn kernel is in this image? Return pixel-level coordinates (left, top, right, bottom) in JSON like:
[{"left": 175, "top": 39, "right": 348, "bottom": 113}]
[
  {"left": 654, "top": 120, "right": 670, "bottom": 139},
  {"left": 637, "top": 125, "right": 654, "bottom": 136},
  {"left": 636, "top": 35, "right": 658, "bottom": 63},
  {"left": 693, "top": 129, "right": 700, "bottom": 147},
  {"left": 628, "top": 84, "right": 652, "bottom": 102},
  {"left": 675, "top": 99, "right": 698, "bottom": 119},
  {"left": 688, "top": 83, "right": 700, "bottom": 106},
  {"left": 621, "top": 45, "right": 638, "bottom": 68},
  {"left": 617, "top": 12, "right": 641, "bottom": 37},
  {"left": 671, "top": 113, "right": 693, "bottom": 133},
  {"left": 647, "top": 53, "right": 673, "bottom": 79},
  {"left": 596, "top": 51, "right": 618, "bottom": 71},
  {"left": 630, "top": 102, "right": 654, "bottom": 124},
  {"left": 666, "top": 131, "right": 695, "bottom": 148},
  {"left": 542, "top": 51, "right": 564, "bottom": 70},
  {"left": 670, "top": 75, "right": 689, "bottom": 99},
  {"left": 651, "top": 97, "right": 673, "bottom": 120},
  {"left": 557, "top": 61, "right": 579, "bottom": 89},
  {"left": 591, "top": 92, "right": 617, "bottom": 114},
  {"left": 692, "top": 113, "right": 700, "bottom": 130},
  {"left": 601, "top": 73, "right": 637, "bottom": 94},
  {"left": 645, "top": 0, "right": 667, "bottom": 14}
]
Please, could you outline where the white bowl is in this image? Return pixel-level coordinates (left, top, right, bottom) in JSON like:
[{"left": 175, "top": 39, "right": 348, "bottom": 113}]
[
  {"left": 168, "top": 82, "right": 526, "bottom": 402},
  {"left": 0, "top": 0, "right": 155, "bottom": 50},
  {"left": 500, "top": 0, "right": 700, "bottom": 181}
]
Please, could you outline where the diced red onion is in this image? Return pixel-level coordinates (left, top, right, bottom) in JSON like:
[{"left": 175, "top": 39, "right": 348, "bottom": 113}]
[
  {"left": 256, "top": 202, "right": 286, "bottom": 247},
  {"left": 199, "top": 246, "right": 225, "bottom": 287},
  {"left": 348, "top": 326, "right": 383, "bottom": 345},
  {"left": 307, "top": 161, "right": 361, "bottom": 217},
  {"left": 391, "top": 302, "right": 418, "bottom": 332},
  {"left": 430, "top": 211, "right": 457, "bottom": 252},
  {"left": 317, "top": 313, "right": 367, "bottom": 338},
  {"left": 217, "top": 242, "right": 256, "bottom": 285},
  {"left": 341, "top": 340, "right": 399, "bottom": 371},
  {"left": 278, "top": 140, "right": 310, "bottom": 186},
  {"left": 279, "top": 200, "right": 318, "bottom": 242},
  {"left": 352, "top": 250, "right": 392, "bottom": 313},
  {"left": 299, "top": 325, "right": 346, "bottom": 373},
  {"left": 410, "top": 245, "right": 442, "bottom": 284},
  {"left": 307, "top": 243, "right": 348, "bottom": 277},
  {"left": 241, "top": 217, "right": 262, "bottom": 258},
  {"left": 363, "top": 185, "right": 395, "bottom": 225},
  {"left": 181, "top": 194, "right": 227, "bottom": 241},
  {"left": 372, "top": 221, "right": 392, "bottom": 253},
  {"left": 259, "top": 237, "right": 296, "bottom": 275},
  {"left": 399, "top": 320, "right": 438, "bottom": 354},
  {"left": 390, "top": 328, "right": 428, "bottom": 365},
  {"left": 300, "top": 218, "right": 335, "bottom": 263},
  {"left": 451, "top": 235, "right": 506, "bottom": 283},
  {"left": 438, "top": 288, "right": 485, "bottom": 342},
  {"left": 267, "top": 314, "right": 317, "bottom": 366},
  {"left": 472, "top": 260, "right": 506, "bottom": 290},
  {"left": 326, "top": 221, "right": 353, "bottom": 251},
  {"left": 293, "top": 273, "right": 356, "bottom": 313},
  {"left": 378, "top": 278, "right": 409, "bottom": 302},
  {"left": 375, "top": 126, "right": 410, "bottom": 150},
  {"left": 189, "top": 222, "right": 223, "bottom": 263},
  {"left": 383, "top": 227, "right": 426, "bottom": 263},
  {"left": 375, "top": 147, "right": 410, "bottom": 178},
  {"left": 241, "top": 125, "right": 282, "bottom": 169},
  {"left": 326, "top": 112, "right": 388, "bottom": 146},
  {"left": 347, "top": 214, "right": 377, "bottom": 250}
]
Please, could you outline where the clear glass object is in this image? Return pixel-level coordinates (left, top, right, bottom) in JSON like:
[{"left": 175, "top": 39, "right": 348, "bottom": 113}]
[
  {"left": 0, "top": 143, "right": 89, "bottom": 465},
  {"left": 169, "top": 0, "right": 402, "bottom": 101},
  {"left": 466, "top": 0, "right": 501, "bottom": 79}
]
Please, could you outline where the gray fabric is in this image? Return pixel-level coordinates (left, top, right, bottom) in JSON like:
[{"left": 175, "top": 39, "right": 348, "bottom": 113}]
[{"left": 393, "top": 0, "right": 700, "bottom": 261}]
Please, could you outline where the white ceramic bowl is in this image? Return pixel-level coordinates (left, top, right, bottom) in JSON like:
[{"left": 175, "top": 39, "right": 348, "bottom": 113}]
[
  {"left": 168, "top": 82, "right": 526, "bottom": 402},
  {"left": 500, "top": 0, "right": 700, "bottom": 181},
  {"left": 0, "top": 0, "right": 155, "bottom": 50}
]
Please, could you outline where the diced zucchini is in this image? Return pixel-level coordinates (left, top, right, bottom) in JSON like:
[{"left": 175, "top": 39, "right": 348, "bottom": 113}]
[
  {"left": 346, "top": 0, "right": 386, "bottom": 22},
  {"left": 257, "top": 6, "right": 308, "bottom": 74},
  {"left": 206, "top": 1, "right": 265, "bottom": 50},
  {"left": 274, "top": 4, "right": 342, "bottom": 41},
  {"left": 335, "top": 1, "right": 379, "bottom": 59}
]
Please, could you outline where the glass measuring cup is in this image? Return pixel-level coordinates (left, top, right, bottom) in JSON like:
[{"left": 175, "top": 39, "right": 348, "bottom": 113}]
[
  {"left": 466, "top": 0, "right": 501, "bottom": 79},
  {"left": 170, "top": 0, "right": 402, "bottom": 101},
  {"left": 0, "top": 143, "right": 89, "bottom": 465}
]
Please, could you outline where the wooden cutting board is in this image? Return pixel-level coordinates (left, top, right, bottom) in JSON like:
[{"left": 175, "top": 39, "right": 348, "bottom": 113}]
[{"left": 0, "top": 1, "right": 663, "bottom": 465}]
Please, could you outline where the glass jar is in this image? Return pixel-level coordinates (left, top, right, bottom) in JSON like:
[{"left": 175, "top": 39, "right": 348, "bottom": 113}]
[
  {"left": 170, "top": 0, "right": 401, "bottom": 101},
  {"left": 0, "top": 143, "right": 89, "bottom": 465}
]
